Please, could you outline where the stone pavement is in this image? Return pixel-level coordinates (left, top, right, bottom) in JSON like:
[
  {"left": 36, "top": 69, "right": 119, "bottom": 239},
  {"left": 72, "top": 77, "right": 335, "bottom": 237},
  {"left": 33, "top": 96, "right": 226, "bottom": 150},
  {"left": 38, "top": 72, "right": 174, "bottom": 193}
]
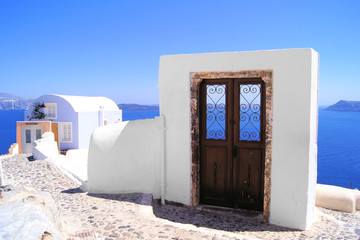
[{"left": 1, "top": 154, "right": 360, "bottom": 240}]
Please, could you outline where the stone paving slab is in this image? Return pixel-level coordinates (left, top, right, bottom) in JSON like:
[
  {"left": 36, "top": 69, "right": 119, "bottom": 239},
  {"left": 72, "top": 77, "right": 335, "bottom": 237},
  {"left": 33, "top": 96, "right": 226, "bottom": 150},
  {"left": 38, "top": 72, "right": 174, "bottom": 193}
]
[{"left": 1, "top": 154, "right": 360, "bottom": 240}]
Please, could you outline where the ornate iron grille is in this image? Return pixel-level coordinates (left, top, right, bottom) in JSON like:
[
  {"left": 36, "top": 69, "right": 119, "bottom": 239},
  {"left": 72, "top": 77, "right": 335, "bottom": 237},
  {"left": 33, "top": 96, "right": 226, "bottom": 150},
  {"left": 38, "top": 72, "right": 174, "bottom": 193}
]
[
  {"left": 206, "top": 84, "right": 226, "bottom": 140},
  {"left": 239, "top": 84, "right": 261, "bottom": 141}
]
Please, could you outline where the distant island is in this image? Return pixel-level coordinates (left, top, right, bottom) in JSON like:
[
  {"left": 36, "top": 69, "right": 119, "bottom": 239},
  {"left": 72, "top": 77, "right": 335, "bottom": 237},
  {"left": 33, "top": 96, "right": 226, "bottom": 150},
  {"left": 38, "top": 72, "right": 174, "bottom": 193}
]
[
  {"left": 118, "top": 104, "right": 159, "bottom": 111},
  {"left": 0, "top": 93, "right": 34, "bottom": 110},
  {"left": 326, "top": 100, "right": 360, "bottom": 112}
]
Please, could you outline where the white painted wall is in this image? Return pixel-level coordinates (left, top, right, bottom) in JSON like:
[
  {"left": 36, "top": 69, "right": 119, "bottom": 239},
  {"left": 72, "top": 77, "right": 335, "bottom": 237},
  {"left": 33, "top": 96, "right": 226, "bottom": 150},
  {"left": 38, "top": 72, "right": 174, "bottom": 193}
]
[
  {"left": 307, "top": 51, "right": 320, "bottom": 222},
  {"left": 87, "top": 119, "right": 162, "bottom": 197},
  {"left": 77, "top": 112, "right": 99, "bottom": 149},
  {"left": 11, "top": 144, "right": 19, "bottom": 155},
  {"left": 158, "top": 49, "right": 319, "bottom": 230},
  {"left": 33, "top": 132, "right": 59, "bottom": 160},
  {"left": 77, "top": 110, "right": 122, "bottom": 149},
  {"left": 104, "top": 110, "right": 123, "bottom": 124}
]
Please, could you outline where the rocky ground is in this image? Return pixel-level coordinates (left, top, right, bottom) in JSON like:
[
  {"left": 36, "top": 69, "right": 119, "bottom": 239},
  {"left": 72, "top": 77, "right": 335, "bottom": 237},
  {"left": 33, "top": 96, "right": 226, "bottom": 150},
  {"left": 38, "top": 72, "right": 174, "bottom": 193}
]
[{"left": 1, "top": 154, "right": 360, "bottom": 240}]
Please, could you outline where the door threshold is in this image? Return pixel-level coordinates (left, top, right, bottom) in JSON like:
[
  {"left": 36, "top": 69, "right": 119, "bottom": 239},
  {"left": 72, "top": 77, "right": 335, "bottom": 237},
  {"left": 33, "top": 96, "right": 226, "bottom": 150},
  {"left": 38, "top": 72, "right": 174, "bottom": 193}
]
[{"left": 197, "top": 204, "right": 264, "bottom": 218}]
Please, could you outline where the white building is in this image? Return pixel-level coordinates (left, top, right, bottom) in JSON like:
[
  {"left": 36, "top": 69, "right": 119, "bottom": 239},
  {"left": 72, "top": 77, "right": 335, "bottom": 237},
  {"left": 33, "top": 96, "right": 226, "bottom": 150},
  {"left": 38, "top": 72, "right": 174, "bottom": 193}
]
[
  {"left": 17, "top": 94, "right": 122, "bottom": 153},
  {"left": 86, "top": 48, "right": 319, "bottom": 230}
]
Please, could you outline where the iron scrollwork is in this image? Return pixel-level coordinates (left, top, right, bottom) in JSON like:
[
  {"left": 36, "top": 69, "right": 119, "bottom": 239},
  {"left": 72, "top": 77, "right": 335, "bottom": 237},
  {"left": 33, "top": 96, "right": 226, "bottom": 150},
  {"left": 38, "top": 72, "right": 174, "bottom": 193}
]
[
  {"left": 239, "top": 84, "right": 261, "bottom": 141},
  {"left": 206, "top": 84, "right": 226, "bottom": 140}
]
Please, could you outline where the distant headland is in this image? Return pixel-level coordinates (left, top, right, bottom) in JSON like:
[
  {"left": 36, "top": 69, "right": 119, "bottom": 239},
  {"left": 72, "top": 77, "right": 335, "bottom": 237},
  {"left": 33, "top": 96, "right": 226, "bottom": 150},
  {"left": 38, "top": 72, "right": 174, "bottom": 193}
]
[
  {"left": 0, "top": 92, "right": 33, "bottom": 110},
  {"left": 326, "top": 100, "right": 360, "bottom": 112},
  {"left": 118, "top": 104, "right": 159, "bottom": 111},
  {"left": 0, "top": 92, "right": 159, "bottom": 111}
]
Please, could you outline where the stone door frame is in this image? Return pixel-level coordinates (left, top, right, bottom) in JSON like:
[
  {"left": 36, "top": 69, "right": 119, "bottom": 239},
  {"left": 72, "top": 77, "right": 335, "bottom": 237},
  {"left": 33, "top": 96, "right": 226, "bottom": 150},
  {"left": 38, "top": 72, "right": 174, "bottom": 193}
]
[{"left": 190, "top": 70, "right": 273, "bottom": 219}]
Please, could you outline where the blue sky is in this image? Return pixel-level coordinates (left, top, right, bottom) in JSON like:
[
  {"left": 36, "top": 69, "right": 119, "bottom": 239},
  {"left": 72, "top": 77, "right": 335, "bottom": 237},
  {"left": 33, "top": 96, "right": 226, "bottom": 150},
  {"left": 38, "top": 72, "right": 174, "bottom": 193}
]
[{"left": 0, "top": 1, "right": 359, "bottom": 105}]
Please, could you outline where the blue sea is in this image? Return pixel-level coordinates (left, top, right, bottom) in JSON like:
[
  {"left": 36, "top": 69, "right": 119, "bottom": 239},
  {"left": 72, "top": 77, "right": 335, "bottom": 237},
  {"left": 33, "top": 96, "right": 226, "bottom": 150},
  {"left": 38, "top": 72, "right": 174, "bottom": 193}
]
[
  {"left": 1, "top": 108, "right": 359, "bottom": 189},
  {"left": 317, "top": 107, "right": 360, "bottom": 188}
]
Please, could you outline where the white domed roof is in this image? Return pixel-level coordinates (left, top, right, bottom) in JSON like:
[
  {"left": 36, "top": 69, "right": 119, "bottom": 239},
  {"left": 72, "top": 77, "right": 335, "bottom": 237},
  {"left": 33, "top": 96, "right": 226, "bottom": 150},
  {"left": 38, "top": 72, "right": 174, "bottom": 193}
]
[{"left": 54, "top": 94, "right": 119, "bottom": 112}]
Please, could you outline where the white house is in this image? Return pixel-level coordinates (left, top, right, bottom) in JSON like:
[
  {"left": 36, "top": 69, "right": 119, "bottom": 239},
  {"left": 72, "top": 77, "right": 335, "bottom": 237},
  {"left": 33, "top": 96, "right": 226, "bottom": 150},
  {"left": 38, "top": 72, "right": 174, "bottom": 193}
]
[
  {"left": 17, "top": 94, "right": 122, "bottom": 153},
  {"left": 86, "top": 48, "right": 319, "bottom": 230}
]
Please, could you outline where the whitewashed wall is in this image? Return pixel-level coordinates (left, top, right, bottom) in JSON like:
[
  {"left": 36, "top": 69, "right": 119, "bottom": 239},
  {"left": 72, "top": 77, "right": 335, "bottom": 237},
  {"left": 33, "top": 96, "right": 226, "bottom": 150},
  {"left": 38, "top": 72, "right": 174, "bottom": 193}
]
[
  {"left": 87, "top": 119, "right": 162, "bottom": 197},
  {"left": 159, "top": 49, "right": 319, "bottom": 230}
]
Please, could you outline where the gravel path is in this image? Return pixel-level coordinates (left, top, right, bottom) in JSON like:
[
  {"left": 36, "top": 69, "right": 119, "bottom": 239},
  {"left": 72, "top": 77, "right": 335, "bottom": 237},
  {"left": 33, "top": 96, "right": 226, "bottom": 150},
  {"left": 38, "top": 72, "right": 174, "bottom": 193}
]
[{"left": 1, "top": 154, "right": 360, "bottom": 240}]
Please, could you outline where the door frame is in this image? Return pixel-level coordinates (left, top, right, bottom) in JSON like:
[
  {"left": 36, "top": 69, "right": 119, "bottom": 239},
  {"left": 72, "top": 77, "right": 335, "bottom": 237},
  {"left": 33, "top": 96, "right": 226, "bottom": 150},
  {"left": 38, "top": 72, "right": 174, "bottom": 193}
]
[{"left": 190, "top": 70, "right": 273, "bottom": 219}]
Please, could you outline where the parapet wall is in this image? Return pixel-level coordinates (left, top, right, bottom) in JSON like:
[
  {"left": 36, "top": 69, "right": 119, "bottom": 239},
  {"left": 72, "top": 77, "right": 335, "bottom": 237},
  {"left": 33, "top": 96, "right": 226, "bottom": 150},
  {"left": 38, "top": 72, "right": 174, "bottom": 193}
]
[{"left": 87, "top": 118, "right": 162, "bottom": 197}]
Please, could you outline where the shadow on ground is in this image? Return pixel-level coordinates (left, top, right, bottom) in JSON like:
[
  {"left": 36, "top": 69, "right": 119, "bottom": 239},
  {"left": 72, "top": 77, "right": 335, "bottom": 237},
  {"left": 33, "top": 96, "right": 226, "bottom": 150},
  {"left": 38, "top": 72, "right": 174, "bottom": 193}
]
[
  {"left": 61, "top": 187, "right": 84, "bottom": 194},
  {"left": 151, "top": 200, "right": 299, "bottom": 233},
  {"left": 61, "top": 187, "right": 148, "bottom": 205},
  {"left": 60, "top": 187, "right": 299, "bottom": 233}
]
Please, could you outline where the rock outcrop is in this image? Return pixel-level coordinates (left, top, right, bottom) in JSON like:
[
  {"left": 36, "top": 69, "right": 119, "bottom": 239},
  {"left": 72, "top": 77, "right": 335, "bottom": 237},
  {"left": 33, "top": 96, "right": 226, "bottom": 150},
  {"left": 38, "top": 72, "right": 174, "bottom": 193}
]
[{"left": 326, "top": 100, "right": 360, "bottom": 112}]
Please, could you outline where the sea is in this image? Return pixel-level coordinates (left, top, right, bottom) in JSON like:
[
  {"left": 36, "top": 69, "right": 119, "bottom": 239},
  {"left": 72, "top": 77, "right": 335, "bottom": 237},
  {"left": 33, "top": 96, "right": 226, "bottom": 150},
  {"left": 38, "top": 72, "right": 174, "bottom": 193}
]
[{"left": 0, "top": 108, "right": 359, "bottom": 189}]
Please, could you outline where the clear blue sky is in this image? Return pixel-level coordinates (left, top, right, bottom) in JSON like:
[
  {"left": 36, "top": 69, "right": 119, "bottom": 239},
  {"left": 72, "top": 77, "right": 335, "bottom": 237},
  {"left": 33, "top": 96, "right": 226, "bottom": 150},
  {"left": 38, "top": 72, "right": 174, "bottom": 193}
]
[{"left": 0, "top": 0, "right": 359, "bottom": 105}]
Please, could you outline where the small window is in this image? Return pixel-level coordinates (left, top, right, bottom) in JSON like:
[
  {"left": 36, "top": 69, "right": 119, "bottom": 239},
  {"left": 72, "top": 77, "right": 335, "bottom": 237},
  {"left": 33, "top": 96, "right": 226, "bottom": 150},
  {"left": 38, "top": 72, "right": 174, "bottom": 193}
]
[
  {"left": 61, "top": 122, "right": 72, "bottom": 142},
  {"left": 45, "top": 103, "right": 57, "bottom": 119},
  {"left": 36, "top": 129, "right": 42, "bottom": 140},
  {"left": 26, "top": 130, "right": 31, "bottom": 143}
]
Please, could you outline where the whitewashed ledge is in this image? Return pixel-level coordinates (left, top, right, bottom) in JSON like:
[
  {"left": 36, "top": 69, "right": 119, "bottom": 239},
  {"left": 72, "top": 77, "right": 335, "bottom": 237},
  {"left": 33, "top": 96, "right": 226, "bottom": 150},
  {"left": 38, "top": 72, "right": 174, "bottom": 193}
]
[
  {"left": 33, "top": 132, "right": 88, "bottom": 187},
  {"left": 0, "top": 143, "right": 19, "bottom": 186},
  {"left": 316, "top": 184, "right": 360, "bottom": 213}
]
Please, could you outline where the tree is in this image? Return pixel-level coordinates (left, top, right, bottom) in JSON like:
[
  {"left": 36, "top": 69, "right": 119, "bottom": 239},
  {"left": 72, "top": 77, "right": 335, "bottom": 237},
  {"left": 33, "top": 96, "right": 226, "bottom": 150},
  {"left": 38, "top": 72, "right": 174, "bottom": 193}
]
[{"left": 29, "top": 102, "right": 46, "bottom": 120}]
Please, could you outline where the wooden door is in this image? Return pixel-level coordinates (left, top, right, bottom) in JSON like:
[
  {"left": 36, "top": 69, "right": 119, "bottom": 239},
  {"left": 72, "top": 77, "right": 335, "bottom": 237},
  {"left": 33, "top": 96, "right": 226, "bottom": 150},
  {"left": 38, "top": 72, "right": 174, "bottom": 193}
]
[
  {"left": 200, "top": 78, "right": 265, "bottom": 211},
  {"left": 51, "top": 122, "right": 59, "bottom": 150},
  {"left": 200, "top": 79, "right": 233, "bottom": 207}
]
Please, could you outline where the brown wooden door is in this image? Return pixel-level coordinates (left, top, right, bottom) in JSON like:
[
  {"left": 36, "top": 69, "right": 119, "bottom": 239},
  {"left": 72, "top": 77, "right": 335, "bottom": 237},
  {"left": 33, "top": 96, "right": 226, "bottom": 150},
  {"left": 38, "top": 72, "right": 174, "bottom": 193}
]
[
  {"left": 200, "top": 78, "right": 265, "bottom": 211},
  {"left": 51, "top": 122, "right": 59, "bottom": 150}
]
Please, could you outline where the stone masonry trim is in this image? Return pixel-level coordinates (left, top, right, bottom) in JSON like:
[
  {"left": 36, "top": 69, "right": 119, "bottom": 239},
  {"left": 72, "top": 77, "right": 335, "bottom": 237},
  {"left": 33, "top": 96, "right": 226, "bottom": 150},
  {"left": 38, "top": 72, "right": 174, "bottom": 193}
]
[{"left": 190, "top": 70, "right": 273, "bottom": 219}]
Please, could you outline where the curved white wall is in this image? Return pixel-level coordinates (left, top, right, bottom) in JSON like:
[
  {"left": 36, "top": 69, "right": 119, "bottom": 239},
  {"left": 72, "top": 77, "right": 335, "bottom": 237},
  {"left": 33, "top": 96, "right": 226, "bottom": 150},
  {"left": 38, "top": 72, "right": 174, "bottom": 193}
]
[{"left": 87, "top": 119, "right": 162, "bottom": 198}]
